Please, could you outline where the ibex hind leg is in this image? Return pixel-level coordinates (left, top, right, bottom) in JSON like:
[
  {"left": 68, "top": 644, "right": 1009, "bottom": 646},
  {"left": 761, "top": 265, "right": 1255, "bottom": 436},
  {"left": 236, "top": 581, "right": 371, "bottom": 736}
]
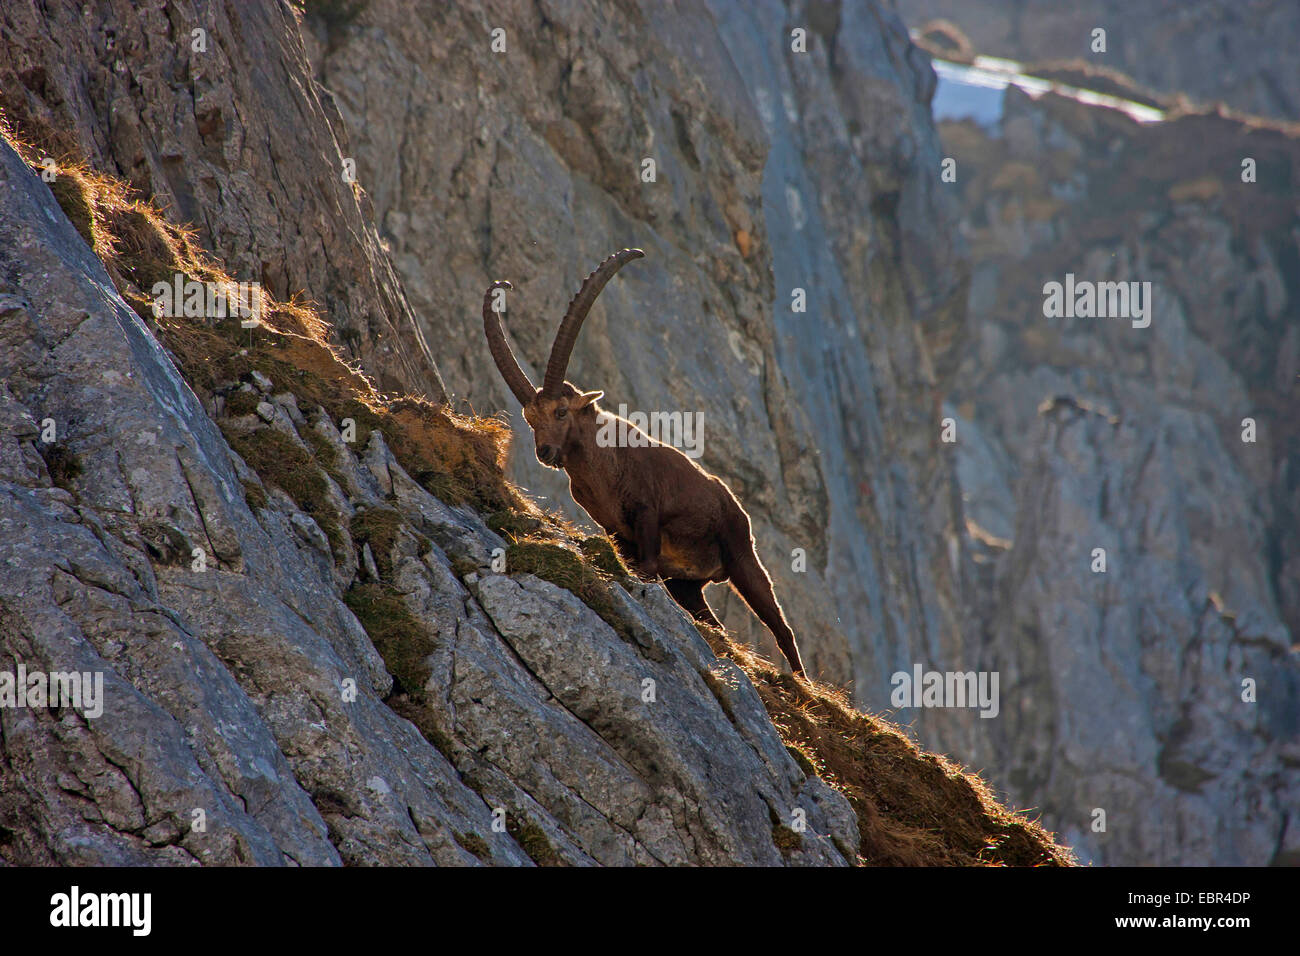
[
  {"left": 723, "top": 535, "right": 806, "bottom": 676},
  {"left": 664, "top": 578, "right": 723, "bottom": 628}
]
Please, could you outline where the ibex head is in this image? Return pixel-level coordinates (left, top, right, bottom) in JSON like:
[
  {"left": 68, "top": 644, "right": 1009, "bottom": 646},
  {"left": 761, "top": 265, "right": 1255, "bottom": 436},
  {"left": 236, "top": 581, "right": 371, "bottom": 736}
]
[{"left": 483, "top": 248, "right": 643, "bottom": 469}]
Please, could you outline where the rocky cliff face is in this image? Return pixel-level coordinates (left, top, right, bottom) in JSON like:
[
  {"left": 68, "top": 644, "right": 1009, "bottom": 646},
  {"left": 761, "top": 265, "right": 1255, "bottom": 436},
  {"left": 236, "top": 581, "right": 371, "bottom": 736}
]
[
  {"left": 898, "top": 0, "right": 1300, "bottom": 122},
  {"left": 914, "top": 49, "right": 1300, "bottom": 864},
  {"left": 0, "top": 0, "right": 1070, "bottom": 866}
]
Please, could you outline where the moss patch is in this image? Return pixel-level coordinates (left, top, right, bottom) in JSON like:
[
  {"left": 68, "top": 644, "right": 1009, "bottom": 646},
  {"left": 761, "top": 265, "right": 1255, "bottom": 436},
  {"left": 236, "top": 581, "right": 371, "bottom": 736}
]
[
  {"left": 486, "top": 509, "right": 541, "bottom": 540},
  {"left": 349, "top": 507, "right": 405, "bottom": 578},
  {"left": 505, "top": 540, "right": 586, "bottom": 590},
  {"left": 577, "top": 535, "right": 631, "bottom": 580},
  {"left": 343, "top": 582, "right": 438, "bottom": 694},
  {"left": 450, "top": 556, "right": 481, "bottom": 578},
  {"left": 301, "top": 424, "right": 347, "bottom": 489},
  {"left": 221, "top": 425, "right": 343, "bottom": 555},
  {"left": 387, "top": 692, "right": 458, "bottom": 765},
  {"left": 49, "top": 175, "right": 99, "bottom": 250},
  {"left": 455, "top": 831, "right": 491, "bottom": 862},
  {"left": 506, "top": 816, "right": 561, "bottom": 867},
  {"left": 772, "top": 823, "right": 802, "bottom": 858},
  {"left": 241, "top": 478, "right": 268, "bottom": 512},
  {"left": 785, "top": 743, "right": 817, "bottom": 778}
]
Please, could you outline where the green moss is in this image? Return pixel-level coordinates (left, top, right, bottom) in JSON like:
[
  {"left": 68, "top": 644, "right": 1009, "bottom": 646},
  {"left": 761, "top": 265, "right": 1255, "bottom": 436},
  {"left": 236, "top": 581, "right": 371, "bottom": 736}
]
[
  {"left": 241, "top": 479, "right": 268, "bottom": 512},
  {"left": 422, "top": 721, "right": 458, "bottom": 763},
  {"left": 455, "top": 831, "right": 492, "bottom": 861},
  {"left": 385, "top": 692, "right": 458, "bottom": 765},
  {"left": 343, "top": 582, "right": 437, "bottom": 694},
  {"left": 415, "top": 469, "right": 460, "bottom": 504},
  {"left": 109, "top": 207, "right": 185, "bottom": 292},
  {"left": 772, "top": 822, "right": 802, "bottom": 858},
  {"left": 487, "top": 509, "right": 541, "bottom": 540},
  {"left": 505, "top": 540, "right": 587, "bottom": 591},
  {"left": 349, "top": 507, "right": 405, "bottom": 578},
  {"left": 221, "top": 425, "right": 344, "bottom": 555},
  {"left": 450, "top": 556, "right": 481, "bottom": 578},
  {"left": 768, "top": 803, "right": 803, "bottom": 858},
  {"left": 49, "top": 176, "right": 98, "bottom": 250},
  {"left": 225, "top": 389, "right": 261, "bottom": 417},
  {"left": 336, "top": 399, "right": 383, "bottom": 450},
  {"left": 320, "top": 518, "right": 347, "bottom": 557},
  {"left": 411, "top": 459, "right": 498, "bottom": 512},
  {"left": 506, "top": 816, "right": 561, "bottom": 867},
  {"left": 302, "top": 425, "right": 347, "bottom": 489},
  {"left": 578, "top": 535, "right": 631, "bottom": 580}
]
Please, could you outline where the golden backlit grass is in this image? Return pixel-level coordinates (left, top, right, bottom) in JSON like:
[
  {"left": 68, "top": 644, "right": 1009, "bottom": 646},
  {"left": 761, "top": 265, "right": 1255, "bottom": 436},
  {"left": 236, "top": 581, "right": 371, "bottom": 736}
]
[
  {"left": 4, "top": 123, "right": 532, "bottom": 522},
  {"left": 701, "top": 628, "right": 1076, "bottom": 866}
]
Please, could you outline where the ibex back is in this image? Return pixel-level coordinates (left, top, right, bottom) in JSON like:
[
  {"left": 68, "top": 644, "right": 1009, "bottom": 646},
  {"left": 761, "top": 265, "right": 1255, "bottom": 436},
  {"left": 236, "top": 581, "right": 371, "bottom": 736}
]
[{"left": 483, "top": 248, "right": 805, "bottom": 676}]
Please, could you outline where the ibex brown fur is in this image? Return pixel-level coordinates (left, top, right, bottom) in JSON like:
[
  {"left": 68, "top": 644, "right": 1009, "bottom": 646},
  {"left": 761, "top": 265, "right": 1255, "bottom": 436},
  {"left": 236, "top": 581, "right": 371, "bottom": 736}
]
[{"left": 482, "top": 248, "right": 806, "bottom": 676}]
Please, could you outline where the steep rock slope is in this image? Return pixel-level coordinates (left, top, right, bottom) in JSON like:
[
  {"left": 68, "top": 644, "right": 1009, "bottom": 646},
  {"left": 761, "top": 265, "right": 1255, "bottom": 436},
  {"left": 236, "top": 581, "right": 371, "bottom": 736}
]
[
  {"left": 0, "top": 136, "right": 860, "bottom": 865},
  {"left": 303, "top": 0, "right": 971, "bottom": 703},
  {"left": 0, "top": 130, "right": 1070, "bottom": 866}
]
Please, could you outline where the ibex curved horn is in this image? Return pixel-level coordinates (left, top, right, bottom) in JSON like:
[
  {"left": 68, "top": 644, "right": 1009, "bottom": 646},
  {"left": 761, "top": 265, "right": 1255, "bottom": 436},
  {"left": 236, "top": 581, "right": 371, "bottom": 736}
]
[
  {"left": 482, "top": 279, "right": 539, "bottom": 406},
  {"left": 541, "top": 248, "right": 644, "bottom": 397}
]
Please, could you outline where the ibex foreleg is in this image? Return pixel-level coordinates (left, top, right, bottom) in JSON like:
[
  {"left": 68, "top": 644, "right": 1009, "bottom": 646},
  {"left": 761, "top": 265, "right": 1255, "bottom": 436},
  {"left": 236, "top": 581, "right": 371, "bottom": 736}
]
[{"left": 631, "top": 506, "right": 662, "bottom": 579}]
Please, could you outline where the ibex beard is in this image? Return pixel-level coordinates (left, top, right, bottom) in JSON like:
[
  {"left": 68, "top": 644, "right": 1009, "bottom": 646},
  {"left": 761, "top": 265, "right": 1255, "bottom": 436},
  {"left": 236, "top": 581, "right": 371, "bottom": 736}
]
[{"left": 483, "top": 248, "right": 806, "bottom": 677}]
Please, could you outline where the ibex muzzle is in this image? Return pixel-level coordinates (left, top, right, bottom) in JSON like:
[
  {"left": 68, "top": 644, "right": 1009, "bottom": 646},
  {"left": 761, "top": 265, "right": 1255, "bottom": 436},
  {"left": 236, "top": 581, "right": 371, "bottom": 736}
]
[{"left": 482, "top": 249, "right": 807, "bottom": 676}]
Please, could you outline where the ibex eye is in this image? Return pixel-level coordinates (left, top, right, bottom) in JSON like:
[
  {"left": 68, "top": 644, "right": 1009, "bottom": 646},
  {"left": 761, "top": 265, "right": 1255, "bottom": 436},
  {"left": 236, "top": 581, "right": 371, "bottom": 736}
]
[{"left": 556, "top": 407, "right": 567, "bottom": 419}]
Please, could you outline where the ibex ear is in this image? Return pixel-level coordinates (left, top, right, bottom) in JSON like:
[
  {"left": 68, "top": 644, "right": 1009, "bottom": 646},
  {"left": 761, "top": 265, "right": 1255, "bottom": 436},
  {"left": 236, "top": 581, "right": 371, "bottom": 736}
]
[{"left": 573, "top": 390, "right": 604, "bottom": 409}]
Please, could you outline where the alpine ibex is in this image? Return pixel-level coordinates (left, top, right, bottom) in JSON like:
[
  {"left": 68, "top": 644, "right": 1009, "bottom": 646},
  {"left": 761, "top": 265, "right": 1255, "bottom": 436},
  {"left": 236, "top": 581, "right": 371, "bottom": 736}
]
[{"left": 482, "top": 248, "right": 806, "bottom": 676}]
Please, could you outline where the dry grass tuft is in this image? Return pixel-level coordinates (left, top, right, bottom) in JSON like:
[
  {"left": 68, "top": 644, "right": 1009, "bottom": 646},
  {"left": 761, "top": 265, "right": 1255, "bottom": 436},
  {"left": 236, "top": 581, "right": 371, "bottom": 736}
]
[
  {"left": 700, "top": 629, "right": 1076, "bottom": 867},
  {"left": 7, "top": 126, "right": 533, "bottom": 523}
]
